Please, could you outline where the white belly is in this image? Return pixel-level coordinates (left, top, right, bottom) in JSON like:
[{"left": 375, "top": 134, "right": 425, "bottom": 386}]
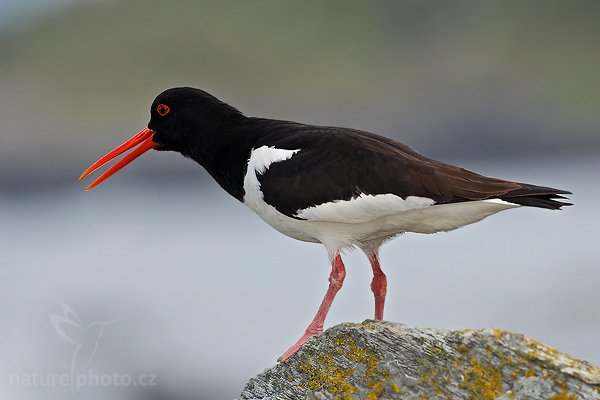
[
  {"left": 242, "top": 146, "right": 519, "bottom": 252},
  {"left": 244, "top": 194, "right": 517, "bottom": 249}
]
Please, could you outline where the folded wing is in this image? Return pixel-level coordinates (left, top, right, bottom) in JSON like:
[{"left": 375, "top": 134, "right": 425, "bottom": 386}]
[{"left": 255, "top": 126, "right": 572, "bottom": 223}]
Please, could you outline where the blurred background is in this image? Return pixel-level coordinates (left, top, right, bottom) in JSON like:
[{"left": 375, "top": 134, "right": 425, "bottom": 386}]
[{"left": 1, "top": 1, "right": 599, "bottom": 399}]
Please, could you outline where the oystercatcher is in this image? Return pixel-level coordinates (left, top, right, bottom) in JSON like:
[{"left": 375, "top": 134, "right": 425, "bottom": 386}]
[{"left": 80, "top": 87, "right": 572, "bottom": 361}]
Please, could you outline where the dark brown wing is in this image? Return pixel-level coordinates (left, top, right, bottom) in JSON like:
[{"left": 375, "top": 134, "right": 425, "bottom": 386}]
[{"left": 256, "top": 125, "right": 572, "bottom": 219}]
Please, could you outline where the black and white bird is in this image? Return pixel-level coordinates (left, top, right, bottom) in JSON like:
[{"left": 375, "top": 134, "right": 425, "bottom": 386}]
[{"left": 80, "top": 87, "right": 572, "bottom": 361}]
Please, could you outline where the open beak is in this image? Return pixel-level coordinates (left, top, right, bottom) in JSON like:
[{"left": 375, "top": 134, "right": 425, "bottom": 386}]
[{"left": 79, "top": 127, "right": 157, "bottom": 191}]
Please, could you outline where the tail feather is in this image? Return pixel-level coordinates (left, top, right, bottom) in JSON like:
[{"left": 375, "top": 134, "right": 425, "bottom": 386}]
[{"left": 500, "top": 184, "right": 572, "bottom": 210}]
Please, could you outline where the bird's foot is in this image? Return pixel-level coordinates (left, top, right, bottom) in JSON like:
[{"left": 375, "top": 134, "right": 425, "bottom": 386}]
[{"left": 278, "top": 328, "right": 321, "bottom": 362}]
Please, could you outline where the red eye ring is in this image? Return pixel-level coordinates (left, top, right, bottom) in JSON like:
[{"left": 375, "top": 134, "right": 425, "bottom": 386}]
[{"left": 157, "top": 104, "right": 170, "bottom": 116}]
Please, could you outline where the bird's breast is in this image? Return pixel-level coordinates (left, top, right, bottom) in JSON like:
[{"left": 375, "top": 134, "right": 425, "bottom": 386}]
[{"left": 242, "top": 146, "right": 318, "bottom": 242}]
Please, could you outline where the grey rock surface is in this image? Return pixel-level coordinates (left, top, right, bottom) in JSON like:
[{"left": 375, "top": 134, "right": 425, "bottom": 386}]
[{"left": 241, "top": 321, "right": 600, "bottom": 400}]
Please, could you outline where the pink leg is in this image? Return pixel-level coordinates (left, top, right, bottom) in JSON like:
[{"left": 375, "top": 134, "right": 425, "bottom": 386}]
[
  {"left": 279, "top": 253, "right": 346, "bottom": 362},
  {"left": 369, "top": 251, "right": 387, "bottom": 321}
]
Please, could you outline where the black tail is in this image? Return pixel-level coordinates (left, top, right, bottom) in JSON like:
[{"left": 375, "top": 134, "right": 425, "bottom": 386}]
[{"left": 501, "top": 184, "right": 573, "bottom": 210}]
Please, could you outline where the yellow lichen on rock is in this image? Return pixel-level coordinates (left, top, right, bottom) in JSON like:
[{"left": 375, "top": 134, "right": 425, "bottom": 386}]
[
  {"left": 297, "top": 353, "right": 356, "bottom": 399},
  {"left": 549, "top": 393, "right": 579, "bottom": 400},
  {"left": 490, "top": 328, "right": 510, "bottom": 342},
  {"left": 525, "top": 337, "right": 600, "bottom": 385},
  {"left": 335, "top": 334, "right": 381, "bottom": 378},
  {"left": 461, "top": 355, "right": 504, "bottom": 400},
  {"left": 416, "top": 331, "right": 538, "bottom": 399},
  {"left": 548, "top": 381, "right": 579, "bottom": 400},
  {"left": 366, "top": 382, "right": 384, "bottom": 400},
  {"left": 242, "top": 322, "right": 600, "bottom": 400},
  {"left": 297, "top": 333, "right": 400, "bottom": 400}
]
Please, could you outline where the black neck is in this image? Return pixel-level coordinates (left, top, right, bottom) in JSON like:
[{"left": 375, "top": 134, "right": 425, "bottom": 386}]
[
  {"left": 181, "top": 116, "right": 310, "bottom": 201},
  {"left": 185, "top": 116, "right": 259, "bottom": 201}
]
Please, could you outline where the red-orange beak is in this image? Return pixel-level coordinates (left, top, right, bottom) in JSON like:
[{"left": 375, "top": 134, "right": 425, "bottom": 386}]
[{"left": 79, "top": 127, "right": 158, "bottom": 191}]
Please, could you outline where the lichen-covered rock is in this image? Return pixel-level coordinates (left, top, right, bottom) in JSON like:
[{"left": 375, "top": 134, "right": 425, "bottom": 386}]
[{"left": 240, "top": 321, "right": 600, "bottom": 400}]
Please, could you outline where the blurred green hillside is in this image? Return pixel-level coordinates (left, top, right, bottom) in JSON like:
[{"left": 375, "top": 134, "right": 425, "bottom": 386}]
[{"left": 1, "top": 0, "right": 599, "bottom": 188}]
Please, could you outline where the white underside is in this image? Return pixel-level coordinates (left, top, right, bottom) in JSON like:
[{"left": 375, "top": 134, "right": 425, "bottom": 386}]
[
  {"left": 295, "top": 193, "right": 436, "bottom": 223},
  {"left": 242, "top": 146, "right": 520, "bottom": 255}
]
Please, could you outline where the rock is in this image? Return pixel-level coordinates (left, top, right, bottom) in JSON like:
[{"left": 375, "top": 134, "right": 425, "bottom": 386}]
[{"left": 240, "top": 320, "right": 600, "bottom": 400}]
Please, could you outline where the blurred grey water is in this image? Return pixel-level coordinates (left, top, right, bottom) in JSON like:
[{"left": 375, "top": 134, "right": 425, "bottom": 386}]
[{"left": 1, "top": 156, "right": 598, "bottom": 400}]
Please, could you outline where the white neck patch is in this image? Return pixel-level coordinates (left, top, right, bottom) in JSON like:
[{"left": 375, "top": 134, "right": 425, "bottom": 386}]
[
  {"left": 248, "top": 146, "right": 300, "bottom": 175},
  {"left": 244, "top": 146, "right": 300, "bottom": 199}
]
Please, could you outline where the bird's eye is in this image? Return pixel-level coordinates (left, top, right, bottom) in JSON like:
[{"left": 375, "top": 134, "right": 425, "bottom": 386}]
[{"left": 157, "top": 104, "right": 171, "bottom": 116}]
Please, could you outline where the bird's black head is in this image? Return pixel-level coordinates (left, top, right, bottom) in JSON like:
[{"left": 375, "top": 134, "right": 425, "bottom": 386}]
[
  {"left": 79, "top": 87, "right": 245, "bottom": 190},
  {"left": 149, "top": 87, "right": 244, "bottom": 156}
]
